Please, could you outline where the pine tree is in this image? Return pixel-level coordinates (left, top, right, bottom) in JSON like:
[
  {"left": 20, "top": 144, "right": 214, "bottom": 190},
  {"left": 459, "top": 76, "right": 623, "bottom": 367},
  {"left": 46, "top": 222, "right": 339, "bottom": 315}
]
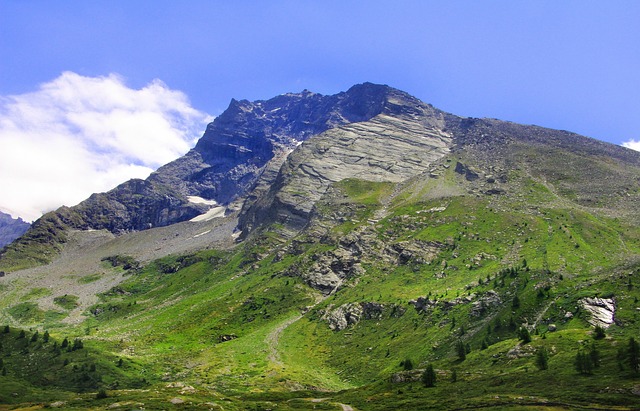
[
  {"left": 72, "top": 338, "right": 83, "bottom": 351},
  {"left": 421, "top": 364, "right": 436, "bottom": 387},
  {"left": 535, "top": 347, "right": 549, "bottom": 370},
  {"left": 456, "top": 340, "right": 466, "bottom": 361},
  {"left": 575, "top": 352, "right": 593, "bottom": 375},
  {"left": 402, "top": 358, "right": 414, "bottom": 371},
  {"left": 593, "top": 325, "right": 606, "bottom": 340},
  {"left": 450, "top": 368, "right": 458, "bottom": 383},
  {"left": 518, "top": 327, "right": 531, "bottom": 344},
  {"left": 43, "top": 330, "right": 49, "bottom": 343},
  {"left": 61, "top": 337, "right": 68, "bottom": 349},
  {"left": 629, "top": 337, "right": 640, "bottom": 373},
  {"left": 2, "top": 325, "right": 8, "bottom": 334},
  {"left": 17, "top": 330, "right": 25, "bottom": 339},
  {"left": 512, "top": 295, "right": 520, "bottom": 309},
  {"left": 590, "top": 345, "right": 600, "bottom": 368},
  {"left": 30, "top": 331, "right": 39, "bottom": 342}
]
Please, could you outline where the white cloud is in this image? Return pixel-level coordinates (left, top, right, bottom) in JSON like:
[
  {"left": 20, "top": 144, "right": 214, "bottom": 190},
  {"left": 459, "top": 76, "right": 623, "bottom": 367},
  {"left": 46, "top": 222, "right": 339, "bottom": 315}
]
[
  {"left": 0, "top": 72, "right": 212, "bottom": 222},
  {"left": 622, "top": 140, "right": 640, "bottom": 152}
]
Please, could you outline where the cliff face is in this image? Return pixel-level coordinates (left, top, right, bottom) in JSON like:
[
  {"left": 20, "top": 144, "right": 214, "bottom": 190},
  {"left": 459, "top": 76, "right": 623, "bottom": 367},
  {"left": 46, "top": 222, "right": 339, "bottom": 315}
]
[
  {"left": 238, "top": 86, "right": 454, "bottom": 234},
  {"left": 0, "top": 211, "right": 29, "bottom": 249}
]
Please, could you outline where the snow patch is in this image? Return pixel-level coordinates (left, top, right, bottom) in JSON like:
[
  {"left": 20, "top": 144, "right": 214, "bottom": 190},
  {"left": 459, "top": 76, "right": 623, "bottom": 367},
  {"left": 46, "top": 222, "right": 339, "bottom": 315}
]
[
  {"left": 190, "top": 207, "right": 226, "bottom": 222},
  {"left": 187, "top": 196, "right": 218, "bottom": 206}
]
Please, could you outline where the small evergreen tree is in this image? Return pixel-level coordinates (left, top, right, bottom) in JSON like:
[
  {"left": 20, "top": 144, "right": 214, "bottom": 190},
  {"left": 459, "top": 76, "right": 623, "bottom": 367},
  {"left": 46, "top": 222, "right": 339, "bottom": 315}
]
[
  {"left": 72, "top": 338, "right": 83, "bottom": 351},
  {"left": 30, "top": 331, "right": 39, "bottom": 342},
  {"left": 1, "top": 367, "right": 6, "bottom": 376},
  {"left": 450, "top": 368, "right": 458, "bottom": 383},
  {"left": 456, "top": 340, "right": 466, "bottom": 361},
  {"left": 402, "top": 358, "right": 414, "bottom": 371},
  {"left": 575, "top": 352, "right": 593, "bottom": 375},
  {"left": 96, "top": 388, "right": 108, "bottom": 399},
  {"left": 593, "top": 325, "right": 606, "bottom": 340},
  {"left": 590, "top": 345, "right": 600, "bottom": 368},
  {"left": 2, "top": 325, "right": 9, "bottom": 334},
  {"left": 617, "top": 346, "right": 627, "bottom": 371},
  {"left": 518, "top": 327, "right": 532, "bottom": 344},
  {"left": 535, "top": 346, "right": 549, "bottom": 370},
  {"left": 17, "top": 330, "right": 26, "bottom": 339},
  {"left": 629, "top": 337, "right": 640, "bottom": 373},
  {"left": 61, "top": 337, "right": 69, "bottom": 349},
  {"left": 43, "top": 330, "right": 50, "bottom": 343},
  {"left": 421, "top": 364, "right": 436, "bottom": 387},
  {"left": 512, "top": 295, "right": 520, "bottom": 309}
]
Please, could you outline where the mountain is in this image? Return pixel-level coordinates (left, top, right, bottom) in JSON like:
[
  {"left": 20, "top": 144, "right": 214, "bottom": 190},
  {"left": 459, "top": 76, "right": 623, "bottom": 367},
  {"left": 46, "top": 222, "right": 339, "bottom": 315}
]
[
  {"left": 0, "top": 211, "right": 29, "bottom": 250},
  {"left": 1, "top": 83, "right": 640, "bottom": 409}
]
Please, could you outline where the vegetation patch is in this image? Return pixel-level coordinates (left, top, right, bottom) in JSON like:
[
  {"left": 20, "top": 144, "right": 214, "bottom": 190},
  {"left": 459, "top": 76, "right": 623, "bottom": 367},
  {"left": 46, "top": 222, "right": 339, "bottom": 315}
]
[{"left": 53, "top": 294, "right": 79, "bottom": 310}]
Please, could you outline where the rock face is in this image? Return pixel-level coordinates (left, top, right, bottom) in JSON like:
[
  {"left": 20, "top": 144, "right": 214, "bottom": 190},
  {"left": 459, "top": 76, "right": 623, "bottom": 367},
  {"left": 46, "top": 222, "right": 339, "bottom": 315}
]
[
  {"left": 0, "top": 211, "right": 30, "bottom": 249},
  {"left": 238, "top": 87, "right": 453, "bottom": 234},
  {"left": 580, "top": 297, "right": 616, "bottom": 328},
  {"left": 323, "top": 302, "right": 387, "bottom": 331}
]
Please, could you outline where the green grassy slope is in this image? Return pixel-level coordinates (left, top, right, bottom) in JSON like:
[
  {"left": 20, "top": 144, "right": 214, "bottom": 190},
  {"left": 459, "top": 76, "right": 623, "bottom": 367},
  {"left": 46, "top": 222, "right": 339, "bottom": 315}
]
[{"left": 1, "top": 156, "right": 640, "bottom": 409}]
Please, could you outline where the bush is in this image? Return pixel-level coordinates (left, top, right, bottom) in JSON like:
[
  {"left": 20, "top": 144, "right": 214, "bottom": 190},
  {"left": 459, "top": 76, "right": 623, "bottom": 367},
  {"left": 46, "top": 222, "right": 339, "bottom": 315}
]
[{"left": 96, "top": 388, "right": 108, "bottom": 399}]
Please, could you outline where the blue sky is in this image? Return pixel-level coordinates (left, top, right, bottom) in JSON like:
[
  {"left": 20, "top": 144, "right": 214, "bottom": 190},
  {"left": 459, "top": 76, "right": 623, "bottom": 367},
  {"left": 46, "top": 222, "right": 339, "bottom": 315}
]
[{"left": 1, "top": 1, "right": 639, "bottom": 221}]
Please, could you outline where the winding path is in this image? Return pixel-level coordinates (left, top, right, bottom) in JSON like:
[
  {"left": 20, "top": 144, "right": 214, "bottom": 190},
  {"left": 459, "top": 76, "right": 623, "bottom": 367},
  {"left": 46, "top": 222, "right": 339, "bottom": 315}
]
[{"left": 266, "top": 313, "right": 304, "bottom": 366}]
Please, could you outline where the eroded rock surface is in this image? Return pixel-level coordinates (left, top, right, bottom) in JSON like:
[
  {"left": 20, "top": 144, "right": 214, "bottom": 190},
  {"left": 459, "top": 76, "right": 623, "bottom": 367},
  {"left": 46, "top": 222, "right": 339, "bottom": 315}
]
[{"left": 580, "top": 297, "right": 615, "bottom": 328}]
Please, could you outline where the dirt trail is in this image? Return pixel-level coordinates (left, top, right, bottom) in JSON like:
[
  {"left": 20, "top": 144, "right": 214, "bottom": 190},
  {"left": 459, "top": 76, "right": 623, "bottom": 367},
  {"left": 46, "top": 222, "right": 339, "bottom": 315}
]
[{"left": 266, "top": 313, "right": 304, "bottom": 366}]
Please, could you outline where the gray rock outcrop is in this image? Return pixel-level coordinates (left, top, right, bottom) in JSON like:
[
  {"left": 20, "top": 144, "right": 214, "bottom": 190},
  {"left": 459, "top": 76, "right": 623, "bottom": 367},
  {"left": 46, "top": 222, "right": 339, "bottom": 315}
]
[
  {"left": 323, "top": 302, "right": 387, "bottom": 331},
  {"left": 580, "top": 297, "right": 615, "bottom": 328}
]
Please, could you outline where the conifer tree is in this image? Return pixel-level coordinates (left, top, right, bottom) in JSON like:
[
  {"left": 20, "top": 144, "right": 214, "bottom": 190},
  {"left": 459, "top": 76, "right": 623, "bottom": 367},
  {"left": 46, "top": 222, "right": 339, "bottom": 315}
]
[
  {"left": 402, "top": 358, "right": 414, "bottom": 371},
  {"left": 43, "top": 330, "right": 49, "bottom": 343},
  {"left": 575, "top": 352, "right": 593, "bottom": 375},
  {"left": 422, "top": 364, "right": 436, "bottom": 387},
  {"left": 593, "top": 325, "right": 606, "bottom": 340},
  {"left": 456, "top": 340, "right": 466, "bottom": 361},
  {"left": 535, "top": 347, "right": 549, "bottom": 370},
  {"left": 629, "top": 337, "right": 640, "bottom": 373},
  {"left": 518, "top": 327, "right": 532, "bottom": 344}
]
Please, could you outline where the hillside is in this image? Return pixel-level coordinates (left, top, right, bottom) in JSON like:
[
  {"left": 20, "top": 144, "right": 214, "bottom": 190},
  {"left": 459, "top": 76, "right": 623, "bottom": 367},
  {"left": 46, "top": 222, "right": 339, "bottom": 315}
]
[{"left": 1, "top": 83, "right": 640, "bottom": 410}]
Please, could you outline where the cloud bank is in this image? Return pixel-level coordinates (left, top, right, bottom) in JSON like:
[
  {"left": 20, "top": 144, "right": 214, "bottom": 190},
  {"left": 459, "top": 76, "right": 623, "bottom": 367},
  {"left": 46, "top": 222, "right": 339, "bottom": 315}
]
[
  {"left": 0, "top": 72, "right": 212, "bottom": 222},
  {"left": 622, "top": 140, "right": 640, "bottom": 152}
]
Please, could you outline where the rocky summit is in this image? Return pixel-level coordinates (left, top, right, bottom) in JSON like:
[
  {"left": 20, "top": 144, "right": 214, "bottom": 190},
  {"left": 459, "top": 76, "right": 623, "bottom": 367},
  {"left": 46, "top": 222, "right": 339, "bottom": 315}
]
[{"left": 1, "top": 83, "right": 640, "bottom": 410}]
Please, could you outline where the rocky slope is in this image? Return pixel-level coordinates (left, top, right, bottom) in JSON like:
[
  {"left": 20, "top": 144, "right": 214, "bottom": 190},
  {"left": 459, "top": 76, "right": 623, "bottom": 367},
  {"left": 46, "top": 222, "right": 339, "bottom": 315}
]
[
  {"left": 0, "top": 83, "right": 417, "bottom": 270},
  {"left": 0, "top": 211, "right": 29, "bottom": 249}
]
